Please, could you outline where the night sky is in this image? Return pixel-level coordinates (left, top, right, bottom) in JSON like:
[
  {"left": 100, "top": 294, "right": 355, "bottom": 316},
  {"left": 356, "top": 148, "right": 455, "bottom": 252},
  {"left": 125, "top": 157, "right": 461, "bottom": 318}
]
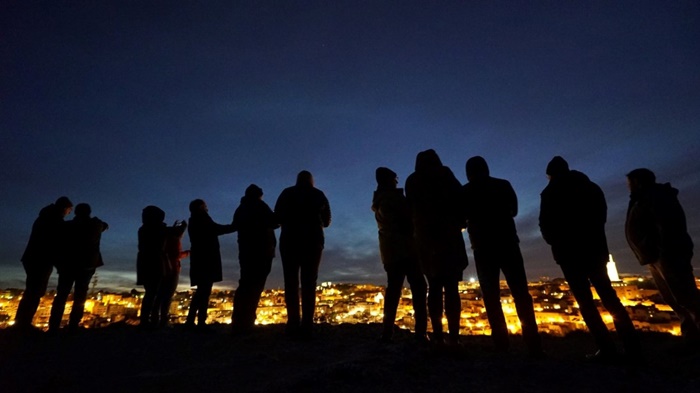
[{"left": 2, "top": 1, "right": 699, "bottom": 291}]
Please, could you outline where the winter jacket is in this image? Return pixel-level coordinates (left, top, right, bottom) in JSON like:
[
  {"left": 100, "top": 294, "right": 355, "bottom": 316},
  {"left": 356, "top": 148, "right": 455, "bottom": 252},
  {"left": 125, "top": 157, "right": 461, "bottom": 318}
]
[
  {"left": 372, "top": 188, "right": 417, "bottom": 268},
  {"left": 626, "top": 183, "right": 694, "bottom": 265},
  {"left": 405, "top": 151, "right": 468, "bottom": 279},
  {"left": 232, "top": 197, "right": 278, "bottom": 261},
  {"left": 188, "top": 212, "right": 235, "bottom": 285},
  {"left": 462, "top": 176, "right": 519, "bottom": 249},
  {"left": 21, "top": 203, "right": 69, "bottom": 267},
  {"left": 274, "top": 184, "right": 331, "bottom": 247},
  {"left": 539, "top": 170, "right": 609, "bottom": 265},
  {"left": 62, "top": 216, "right": 108, "bottom": 273},
  {"left": 137, "top": 222, "right": 167, "bottom": 286},
  {"left": 165, "top": 222, "right": 188, "bottom": 274}
]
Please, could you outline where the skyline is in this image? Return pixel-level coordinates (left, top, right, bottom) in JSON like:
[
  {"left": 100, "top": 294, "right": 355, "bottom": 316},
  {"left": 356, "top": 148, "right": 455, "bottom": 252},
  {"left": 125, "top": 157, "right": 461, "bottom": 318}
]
[{"left": 2, "top": 2, "right": 699, "bottom": 291}]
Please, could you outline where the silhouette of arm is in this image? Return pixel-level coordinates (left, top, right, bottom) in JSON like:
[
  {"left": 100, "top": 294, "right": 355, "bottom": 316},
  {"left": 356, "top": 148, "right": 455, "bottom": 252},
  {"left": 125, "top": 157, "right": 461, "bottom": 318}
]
[{"left": 320, "top": 193, "right": 331, "bottom": 228}]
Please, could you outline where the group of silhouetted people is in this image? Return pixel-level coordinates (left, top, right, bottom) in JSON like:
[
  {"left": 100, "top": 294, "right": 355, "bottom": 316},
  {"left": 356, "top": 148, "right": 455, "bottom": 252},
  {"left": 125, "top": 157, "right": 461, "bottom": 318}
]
[
  {"left": 14, "top": 153, "right": 700, "bottom": 360},
  {"left": 373, "top": 149, "right": 700, "bottom": 360}
]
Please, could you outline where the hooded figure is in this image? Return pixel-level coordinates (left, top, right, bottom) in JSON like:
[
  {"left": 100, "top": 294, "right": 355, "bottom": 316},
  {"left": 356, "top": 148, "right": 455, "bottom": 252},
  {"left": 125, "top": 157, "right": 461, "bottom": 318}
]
[
  {"left": 372, "top": 167, "right": 428, "bottom": 342},
  {"left": 539, "top": 156, "right": 640, "bottom": 361},
  {"left": 15, "top": 196, "right": 73, "bottom": 329},
  {"left": 137, "top": 205, "right": 168, "bottom": 328},
  {"left": 275, "top": 170, "right": 331, "bottom": 338},
  {"left": 626, "top": 168, "right": 700, "bottom": 339},
  {"left": 186, "top": 199, "right": 235, "bottom": 328},
  {"left": 231, "top": 184, "right": 279, "bottom": 332},
  {"left": 405, "top": 149, "right": 467, "bottom": 345},
  {"left": 462, "top": 156, "right": 541, "bottom": 355}
]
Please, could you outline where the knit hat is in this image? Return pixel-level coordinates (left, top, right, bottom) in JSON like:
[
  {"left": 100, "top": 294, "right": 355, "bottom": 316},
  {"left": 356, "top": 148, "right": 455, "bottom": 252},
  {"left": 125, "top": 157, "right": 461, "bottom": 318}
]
[
  {"left": 245, "top": 184, "right": 263, "bottom": 199},
  {"left": 546, "top": 156, "right": 569, "bottom": 177}
]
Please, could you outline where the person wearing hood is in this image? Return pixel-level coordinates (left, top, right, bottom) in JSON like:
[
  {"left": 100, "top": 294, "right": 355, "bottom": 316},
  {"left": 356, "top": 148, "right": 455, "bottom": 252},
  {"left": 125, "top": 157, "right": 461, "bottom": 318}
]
[
  {"left": 137, "top": 205, "right": 168, "bottom": 328},
  {"left": 372, "top": 167, "right": 428, "bottom": 343},
  {"left": 231, "top": 184, "right": 279, "bottom": 333},
  {"left": 405, "top": 149, "right": 468, "bottom": 346},
  {"left": 186, "top": 199, "right": 236, "bottom": 329},
  {"left": 540, "top": 156, "right": 640, "bottom": 361},
  {"left": 626, "top": 168, "right": 700, "bottom": 341},
  {"left": 274, "top": 171, "right": 331, "bottom": 338},
  {"left": 15, "top": 196, "right": 73, "bottom": 330},
  {"left": 462, "top": 156, "right": 542, "bottom": 356},
  {"left": 49, "top": 203, "right": 108, "bottom": 332}
]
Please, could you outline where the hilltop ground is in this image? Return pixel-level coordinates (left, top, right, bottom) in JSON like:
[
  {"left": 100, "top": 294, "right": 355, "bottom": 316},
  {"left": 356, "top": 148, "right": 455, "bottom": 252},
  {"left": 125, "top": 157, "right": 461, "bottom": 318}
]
[{"left": 0, "top": 324, "right": 698, "bottom": 393}]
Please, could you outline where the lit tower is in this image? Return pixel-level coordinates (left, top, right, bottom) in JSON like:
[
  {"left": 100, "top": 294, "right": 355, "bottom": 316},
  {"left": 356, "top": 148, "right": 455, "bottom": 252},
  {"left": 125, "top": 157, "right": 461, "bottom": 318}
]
[{"left": 606, "top": 254, "right": 620, "bottom": 282}]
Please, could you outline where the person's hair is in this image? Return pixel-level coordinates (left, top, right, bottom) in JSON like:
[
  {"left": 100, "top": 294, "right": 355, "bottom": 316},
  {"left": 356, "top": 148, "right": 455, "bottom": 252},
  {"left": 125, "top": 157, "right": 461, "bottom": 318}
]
[
  {"left": 55, "top": 196, "right": 73, "bottom": 209},
  {"left": 245, "top": 184, "right": 263, "bottom": 199},
  {"left": 546, "top": 156, "right": 569, "bottom": 177},
  {"left": 296, "top": 170, "right": 314, "bottom": 186},
  {"left": 189, "top": 199, "right": 206, "bottom": 214},
  {"left": 626, "top": 168, "right": 656, "bottom": 187},
  {"left": 74, "top": 203, "right": 91, "bottom": 217},
  {"left": 142, "top": 205, "right": 165, "bottom": 224},
  {"left": 466, "top": 156, "right": 489, "bottom": 181}
]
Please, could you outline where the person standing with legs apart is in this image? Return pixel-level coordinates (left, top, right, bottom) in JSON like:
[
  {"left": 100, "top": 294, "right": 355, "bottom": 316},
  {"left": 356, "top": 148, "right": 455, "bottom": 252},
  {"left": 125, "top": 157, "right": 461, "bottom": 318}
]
[
  {"left": 540, "top": 156, "right": 640, "bottom": 362},
  {"left": 275, "top": 171, "right": 331, "bottom": 339},
  {"left": 15, "top": 196, "right": 73, "bottom": 331},
  {"left": 49, "top": 203, "right": 108, "bottom": 332},
  {"left": 186, "top": 199, "right": 235, "bottom": 330},
  {"left": 462, "top": 156, "right": 542, "bottom": 356},
  {"left": 372, "top": 167, "right": 428, "bottom": 343},
  {"left": 626, "top": 168, "right": 700, "bottom": 345},
  {"left": 405, "top": 149, "right": 468, "bottom": 347},
  {"left": 231, "top": 184, "right": 278, "bottom": 334}
]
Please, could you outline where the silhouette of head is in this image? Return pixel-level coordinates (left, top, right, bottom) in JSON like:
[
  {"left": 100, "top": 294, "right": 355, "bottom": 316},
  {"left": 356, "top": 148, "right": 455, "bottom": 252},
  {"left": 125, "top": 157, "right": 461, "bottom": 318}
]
[
  {"left": 142, "top": 205, "right": 165, "bottom": 225},
  {"left": 546, "top": 156, "right": 569, "bottom": 178},
  {"left": 626, "top": 168, "right": 656, "bottom": 193},
  {"left": 189, "top": 199, "right": 207, "bottom": 214},
  {"left": 245, "top": 184, "right": 263, "bottom": 199},
  {"left": 375, "top": 167, "right": 398, "bottom": 189},
  {"left": 74, "top": 203, "right": 91, "bottom": 218},
  {"left": 55, "top": 196, "right": 73, "bottom": 217},
  {"left": 415, "top": 149, "right": 443, "bottom": 171},
  {"left": 466, "top": 156, "right": 490, "bottom": 182},
  {"left": 296, "top": 170, "right": 314, "bottom": 187}
]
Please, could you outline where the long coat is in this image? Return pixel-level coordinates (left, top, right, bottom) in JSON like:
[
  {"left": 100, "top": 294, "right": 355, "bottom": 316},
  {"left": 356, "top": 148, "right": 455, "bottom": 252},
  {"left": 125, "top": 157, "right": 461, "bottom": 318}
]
[
  {"left": 232, "top": 197, "right": 278, "bottom": 261},
  {"left": 188, "top": 212, "right": 235, "bottom": 286},
  {"left": 539, "top": 170, "right": 609, "bottom": 266},
  {"left": 626, "top": 182, "right": 694, "bottom": 265},
  {"left": 405, "top": 152, "right": 468, "bottom": 280},
  {"left": 21, "top": 203, "right": 68, "bottom": 268},
  {"left": 372, "top": 187, "right": 417, "bottom": 270}
]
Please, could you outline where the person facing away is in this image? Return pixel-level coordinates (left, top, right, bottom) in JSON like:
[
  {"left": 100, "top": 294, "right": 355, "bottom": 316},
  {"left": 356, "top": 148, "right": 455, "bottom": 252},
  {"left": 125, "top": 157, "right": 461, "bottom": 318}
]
[
  {"left": 539, "top": 156, "right": 640, "bottom": 361},
  {"left": 372, "top": 167, "right": 428, "bottom": 343},
  {"left": 405, "top": 149, "right": 468, "bottom": 346},
  {"left": 49, "top": 203, "right": 108, "bottom": 332},
  {"left": 462, "top": 156, "right": 542, "bottom": 356},
  {"left": 137, "top": 205, "right": 168, "bottom": 328},
  {"left": 14, "top": 196, "right": 73, "bottom": 330},
  {"left": 231, "top": 184, "right": 279, "bottom": 333},
  {"left": 186, "top": 199, "right": 235, "bottom": 329},
  {"left": 274, "top": 170, "right": 331, "bottom": 338},
  {"left": 152, "top": 219, "right": 189, "bottom": 328},
  {"left": 625, "top": 168, "right": 700, "bottom": 342}
]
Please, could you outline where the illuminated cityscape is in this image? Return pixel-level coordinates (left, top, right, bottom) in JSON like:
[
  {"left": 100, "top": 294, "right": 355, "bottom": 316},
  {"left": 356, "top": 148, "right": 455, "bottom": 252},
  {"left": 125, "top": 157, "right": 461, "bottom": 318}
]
[{"left": 0, "top": 256, "right": 693, "bottom": 337}]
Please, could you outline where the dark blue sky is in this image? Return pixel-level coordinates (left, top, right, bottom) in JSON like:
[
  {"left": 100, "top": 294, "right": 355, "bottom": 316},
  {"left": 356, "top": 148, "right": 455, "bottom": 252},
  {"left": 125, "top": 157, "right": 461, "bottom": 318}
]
[{"left": 2, "top": 1, "right": 699, "bottom": 291}]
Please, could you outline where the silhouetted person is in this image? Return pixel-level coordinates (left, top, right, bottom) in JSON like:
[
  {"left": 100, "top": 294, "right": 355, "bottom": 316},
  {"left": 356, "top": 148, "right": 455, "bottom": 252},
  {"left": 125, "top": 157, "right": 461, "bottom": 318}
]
[
  {"left": 186, "top": 199, "right": 235, "bottom": 329},
  {"left": 15, "top": 196, "right": 73, "bottom": 330},
  {"left": 231, "top": 184, "right": 279, "bottom": 333},
  {"left": 49, "top": 203, "right": 108, "bottom": 332},
  {"left": 372, "top": 167, "right": 428, "bottom": 342},
  {"left": 152, "top": 220, "right": 189, "bottom": 328},
  {"left": 137, "top": 205, "right": 167, "bottom": 328},
  {"left": 540, "top": 156, "right": 639, "bottom": 361},
  {"left": 626, "top": 168, "right": 700, "bottom": 342},
  {"left": 405, "top": 150, "right": 468, "bottom": 346},
  {"left": 462, "top": 156, "right": 542, "bottom": 355},
  {"left": 274, "top": 171, "right": 331, "bottom": 338}
]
